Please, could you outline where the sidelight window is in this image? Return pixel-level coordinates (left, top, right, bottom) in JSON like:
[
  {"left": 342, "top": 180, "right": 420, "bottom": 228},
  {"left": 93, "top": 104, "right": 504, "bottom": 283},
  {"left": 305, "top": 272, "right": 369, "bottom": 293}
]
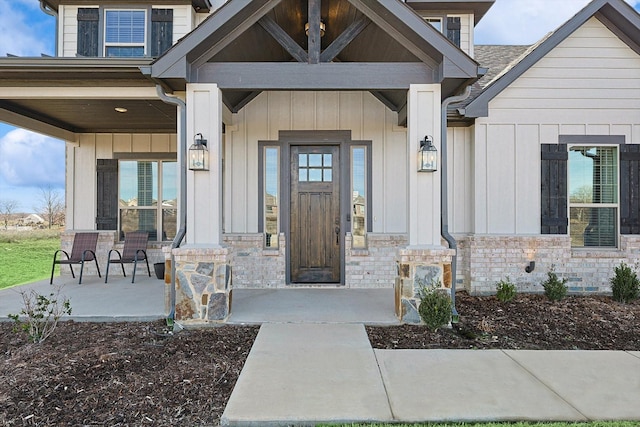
[
  {"left": 261, "top": 146, "right": 280, "bottom": 248},
  {"left": 351, "top": 146, "right": 367, "bottom": 248}
]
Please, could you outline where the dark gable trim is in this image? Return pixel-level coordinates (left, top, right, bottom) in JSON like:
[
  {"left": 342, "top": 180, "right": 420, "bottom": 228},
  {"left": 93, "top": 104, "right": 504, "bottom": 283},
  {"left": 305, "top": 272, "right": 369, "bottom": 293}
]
[
  {"left": 558, "top": 135, "right": 626, "bottom": 145},
  {"left": 465, "top": 0, "right": 640, "bottom": 118}
]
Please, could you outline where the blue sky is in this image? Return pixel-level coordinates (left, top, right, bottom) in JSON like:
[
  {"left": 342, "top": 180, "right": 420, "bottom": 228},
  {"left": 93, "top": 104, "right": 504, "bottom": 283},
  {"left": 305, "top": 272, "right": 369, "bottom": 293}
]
[{"left": 0, "top": 0, "right": 639, "bottom": 212}]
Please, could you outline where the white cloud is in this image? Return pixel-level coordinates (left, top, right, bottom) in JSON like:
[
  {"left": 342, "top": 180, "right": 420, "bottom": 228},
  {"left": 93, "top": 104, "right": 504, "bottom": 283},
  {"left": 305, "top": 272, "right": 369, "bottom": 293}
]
[
  {"left": 0, "top": 0, "right": 55, "bottom": 57},
  {"left": 0, "top": 129, "right": 65, "bottom": 188},
  {"left": 476, "top": 0, "right": 640, "bottom": 45}
]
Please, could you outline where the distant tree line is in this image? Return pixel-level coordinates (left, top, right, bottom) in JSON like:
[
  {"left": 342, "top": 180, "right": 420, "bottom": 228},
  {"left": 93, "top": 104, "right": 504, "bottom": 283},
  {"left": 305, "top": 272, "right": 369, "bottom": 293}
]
[{"left": 0, "top": 185, "right": 65, "bottom": 229}]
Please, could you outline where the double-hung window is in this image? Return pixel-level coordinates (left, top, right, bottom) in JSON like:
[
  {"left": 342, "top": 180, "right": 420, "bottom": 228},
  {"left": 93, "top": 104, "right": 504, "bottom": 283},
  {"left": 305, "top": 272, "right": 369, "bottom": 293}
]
[
  {"left": 77, "top": 8, "right": 173, "bottom": 58},
  {"left": 118, "top": 160, "right": 177, "bottom": 242},
  {"left": 104, "top": 10, "right": 146, "bottom": 57},
  {"left": 422, "top": 16, "right": 461, "bottom": 47},
  {"left": 569, "top": 146, "right": 618, "bottom": 247}
]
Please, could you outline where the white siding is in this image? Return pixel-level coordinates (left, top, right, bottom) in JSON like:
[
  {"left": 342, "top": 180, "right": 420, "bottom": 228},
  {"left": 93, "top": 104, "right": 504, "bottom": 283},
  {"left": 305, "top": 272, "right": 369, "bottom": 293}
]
[
  {"left": 168, "top": 5, "right": 194, "bottom": 42},
  {"left": 225, "top": 91, "right": 408, "bottom": 234},
  {"left": 455, "top": 14, "right": 473, "bottom": 58},
  {"left": 473, "top": 17, "right": 640, "bottom": 235},
  {"left": 60, "top": 5, "right": 85, "bottom": 57},
  {"left": 448, "top": 126, "right": 473, "bottom": 233}
]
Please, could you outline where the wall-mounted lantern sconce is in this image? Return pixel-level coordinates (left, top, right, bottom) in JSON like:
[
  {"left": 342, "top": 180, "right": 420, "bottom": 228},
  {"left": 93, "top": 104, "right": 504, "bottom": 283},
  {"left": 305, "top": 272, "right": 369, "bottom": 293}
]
[
  {"left": 525, "top": 261, "right": 536, "bottom": 273},
  {"left": 418, "top": 135, "right": 437, "bottom": 172},
  {"left": 189, "top": 133, "right": 209, "bottom": 171}
]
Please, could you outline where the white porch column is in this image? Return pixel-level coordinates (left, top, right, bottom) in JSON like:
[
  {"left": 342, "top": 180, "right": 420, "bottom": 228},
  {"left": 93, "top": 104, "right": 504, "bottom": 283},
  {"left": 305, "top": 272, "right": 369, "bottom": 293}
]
[
  {"left": 186, "top": 83, "right": 223, "bottom": 245},
  {"left": 407, "top": 84, "right": 442, "bottom": 247}
]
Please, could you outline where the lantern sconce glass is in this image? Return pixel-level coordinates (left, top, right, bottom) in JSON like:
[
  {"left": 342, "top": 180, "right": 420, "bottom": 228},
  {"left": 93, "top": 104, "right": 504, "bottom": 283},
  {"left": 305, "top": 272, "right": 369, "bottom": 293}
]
[
  {"left": 418, "top": 135, "right": 437, "bottom": 172},
  {"left": 189, "top": 133, "right": 209, "bottom": 171},
  {"left": 525, "top": 261, "right": 536, "bottom": 273},
  {"left": 305, "top": 20, "right": 326, "bottom": 37}
]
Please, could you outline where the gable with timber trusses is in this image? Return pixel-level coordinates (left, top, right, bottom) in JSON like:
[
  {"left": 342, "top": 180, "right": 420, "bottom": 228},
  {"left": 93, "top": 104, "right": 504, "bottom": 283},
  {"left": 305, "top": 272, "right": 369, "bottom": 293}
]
[{"left": 148, "top": 0, "right": 481, "bottom": 121}]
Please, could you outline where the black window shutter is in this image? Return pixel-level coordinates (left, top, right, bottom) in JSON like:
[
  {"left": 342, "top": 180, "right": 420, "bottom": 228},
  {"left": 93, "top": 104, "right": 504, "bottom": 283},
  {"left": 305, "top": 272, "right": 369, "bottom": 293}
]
[
  {"left": 77, "top": 8, "right": 99, "bottom": 57},
  {"left": 151, "top": 9, "right": 173, "bottom": 57},
  {"left": 620, "top": 144, "right": 640, "bottom": 234},
  {"left": 446, "top": 17, "right": 461, "bottom": 47},
  {"left": 541, "top": 144, "right": 568, "bottom": 234},
  {"left": 96, "top": 159, "right": 118, "bottom": 231}
]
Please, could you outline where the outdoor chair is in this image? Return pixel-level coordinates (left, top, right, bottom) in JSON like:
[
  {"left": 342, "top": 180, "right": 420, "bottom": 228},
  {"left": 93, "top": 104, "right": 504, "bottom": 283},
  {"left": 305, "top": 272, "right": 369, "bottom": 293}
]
[
  {"left": 50, "top": 232, "right": 101, "bottom": 284},
  {"left": 104, "top": 231, "right": 151, "bottom": 283}
]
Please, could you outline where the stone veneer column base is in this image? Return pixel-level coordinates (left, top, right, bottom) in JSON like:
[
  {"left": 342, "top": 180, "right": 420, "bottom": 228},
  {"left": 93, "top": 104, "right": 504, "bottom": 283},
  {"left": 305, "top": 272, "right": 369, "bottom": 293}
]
[
  {"left": 395, "top": 246, "right": 455, "bottom": 324},
  {"left": 171, "top": 246, "right": 231, "bottom": 325}
]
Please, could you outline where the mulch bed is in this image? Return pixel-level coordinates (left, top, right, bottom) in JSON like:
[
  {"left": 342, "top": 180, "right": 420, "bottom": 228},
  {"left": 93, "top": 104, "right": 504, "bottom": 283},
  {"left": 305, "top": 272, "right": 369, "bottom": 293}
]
[{"left": 2, "top": 291, "right": 640, "bottom": 425}]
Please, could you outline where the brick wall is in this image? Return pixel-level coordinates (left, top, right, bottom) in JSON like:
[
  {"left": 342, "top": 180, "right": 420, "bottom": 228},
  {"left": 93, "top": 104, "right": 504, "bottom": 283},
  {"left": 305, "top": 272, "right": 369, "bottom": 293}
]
[
  {"left": 345, "top": 233, "right": 407, "bottom": 288},
  {"left": 224, "top": 233, "right": 286, "bottom": 288},
  {"left": 456, "top": 234, "right": 640, "bottom": 295}
]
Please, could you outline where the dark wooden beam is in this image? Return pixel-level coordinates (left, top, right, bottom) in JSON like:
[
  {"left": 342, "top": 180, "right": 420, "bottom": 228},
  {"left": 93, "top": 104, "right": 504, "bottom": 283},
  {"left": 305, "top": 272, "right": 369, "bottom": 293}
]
[
  {"left": 194, "top": 62, "right": 434, "bottom": 89},
  {"left": 308, "top": 0, "right": 321, "bottom": 64},
  {"left": 320, "top": 15, "right": 371, "bottom": 62},
  {"left": 370, "top": 91, "right": 400, "bottom": 112},
  {"left": 397, "top": 103, "right": 407, "bottom": 127},
  {"left": 231, "top": 91, "right": 263, "bottom": 112},
  {"left": 258, "top": 16, "right": 308, "bottom": 63}
]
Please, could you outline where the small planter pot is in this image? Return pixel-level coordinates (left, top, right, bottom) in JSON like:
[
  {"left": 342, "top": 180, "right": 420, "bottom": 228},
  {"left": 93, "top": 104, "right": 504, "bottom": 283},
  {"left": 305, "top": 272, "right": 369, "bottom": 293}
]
[{"left": 153, "top": 262, "right": 165, "bottom": 280}]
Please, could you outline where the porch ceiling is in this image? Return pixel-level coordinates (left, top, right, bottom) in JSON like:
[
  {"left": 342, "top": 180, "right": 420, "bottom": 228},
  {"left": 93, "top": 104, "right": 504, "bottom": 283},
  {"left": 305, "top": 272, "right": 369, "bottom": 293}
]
[{"left": 0, "top": 58, "right": 177, "bottom": 137}]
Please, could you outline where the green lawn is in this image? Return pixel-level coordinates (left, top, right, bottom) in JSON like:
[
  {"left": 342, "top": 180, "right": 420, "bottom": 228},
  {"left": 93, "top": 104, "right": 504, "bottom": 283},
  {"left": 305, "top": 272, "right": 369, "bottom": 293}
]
[
  {"left": 0, "top": 230, "right": 61, "bottom": 290},
  {"left": 322, "top": 423, "right": 637, "bottom": 427}
]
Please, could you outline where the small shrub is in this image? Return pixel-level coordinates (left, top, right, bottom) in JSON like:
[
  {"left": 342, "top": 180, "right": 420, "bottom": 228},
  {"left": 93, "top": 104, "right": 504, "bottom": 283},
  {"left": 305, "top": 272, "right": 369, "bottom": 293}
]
[
  {"left": 495, "top": 277, "right": 517, "bottom": 303},
  {"left": 417, "top": 282, "right": 452, "bottom": 331},
  {"left": 610, "top": 262, "right": 640, "bottom": 303},
  {"left": 8, "top": 288, "right": 72, "bottom": 343},
  {"left": 541, "top": 266, "right": 568, "bottom": 302}
]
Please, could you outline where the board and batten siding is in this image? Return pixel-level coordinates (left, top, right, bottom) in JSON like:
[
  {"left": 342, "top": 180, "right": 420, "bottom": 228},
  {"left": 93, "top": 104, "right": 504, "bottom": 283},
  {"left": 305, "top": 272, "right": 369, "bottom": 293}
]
[
  {"left": 447, "top": 126, "right": 473, "bottom": 234},
  {"left": 65, "top": 133, "right": 177, "bottom": 230},
  {"left": 224, "top": 91, "right": 408, "bottom": 235},
  {"left": 471, "top": 17, "right": 640, "bottom": 235},
  {"left": 58, "top": 5, "right": 193, "bottom": 57},
  {"left": 457, "top": 14, "right": 473, "bottom": 58}
]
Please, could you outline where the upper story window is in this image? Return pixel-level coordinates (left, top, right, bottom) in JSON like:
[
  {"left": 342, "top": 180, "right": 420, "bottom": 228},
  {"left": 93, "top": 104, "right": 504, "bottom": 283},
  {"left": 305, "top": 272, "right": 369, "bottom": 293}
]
[
  {"left": 423, "top": 16, "right": 461, "bottom": 47},
  {"left": 77, "top": 8, "right": 173, "bottom": 58},
  {"left": 104, "top": 10, "right": 146, "bottom": 57},
  {"left": 424, "top": 17, "right": 442, "bottom": 32}
]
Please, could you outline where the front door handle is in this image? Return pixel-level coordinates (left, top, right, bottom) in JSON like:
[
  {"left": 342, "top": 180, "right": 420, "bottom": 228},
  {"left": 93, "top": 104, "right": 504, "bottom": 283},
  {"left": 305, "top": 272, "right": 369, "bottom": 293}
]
[{"left": 335, "top": 226, "right": 340, "bottom": 245}]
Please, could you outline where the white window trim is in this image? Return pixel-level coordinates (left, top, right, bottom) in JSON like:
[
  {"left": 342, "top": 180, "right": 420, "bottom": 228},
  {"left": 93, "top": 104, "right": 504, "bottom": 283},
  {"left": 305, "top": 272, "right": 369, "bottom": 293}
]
[{"left": 103, "top": 9, "right": 148, "bottom": 57}]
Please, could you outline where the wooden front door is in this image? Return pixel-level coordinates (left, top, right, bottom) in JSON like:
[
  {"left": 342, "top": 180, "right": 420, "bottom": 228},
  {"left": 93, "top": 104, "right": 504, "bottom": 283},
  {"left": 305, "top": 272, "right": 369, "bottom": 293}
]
[{"left": 290, "top": 145, "right": 340, "bottom": 283}]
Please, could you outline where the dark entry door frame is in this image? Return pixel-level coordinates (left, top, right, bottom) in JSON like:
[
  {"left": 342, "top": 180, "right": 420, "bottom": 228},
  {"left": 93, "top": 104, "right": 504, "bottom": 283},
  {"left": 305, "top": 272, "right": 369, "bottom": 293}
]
[{"left": 279, "top": 130, "right": 353, "bottom": 285}]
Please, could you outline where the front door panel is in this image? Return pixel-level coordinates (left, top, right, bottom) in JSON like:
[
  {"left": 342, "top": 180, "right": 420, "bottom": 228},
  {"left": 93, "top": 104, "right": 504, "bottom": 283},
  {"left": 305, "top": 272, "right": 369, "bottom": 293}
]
[{"left": 290, "top": 145, "right": 340, "bottom": 283}]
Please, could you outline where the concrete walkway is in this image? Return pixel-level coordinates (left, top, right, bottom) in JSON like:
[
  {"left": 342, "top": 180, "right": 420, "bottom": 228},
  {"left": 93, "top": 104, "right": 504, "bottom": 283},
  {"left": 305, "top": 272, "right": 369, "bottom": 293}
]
[
  {"left": 222, "top": 323, "right": 640, "bottom": 426},
  {"left": 3, "top": 282, "right": 640, "bottom": 425}
]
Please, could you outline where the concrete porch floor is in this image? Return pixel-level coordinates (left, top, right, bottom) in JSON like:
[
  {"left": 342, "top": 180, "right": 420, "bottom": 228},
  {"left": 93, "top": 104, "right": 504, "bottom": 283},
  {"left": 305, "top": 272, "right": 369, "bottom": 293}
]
[
  {"left": 1, "top": 275, "right": 398, "bottom": 324},
  {"left": 227, "top": 288, "right": 399, "bottom": 325}
]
